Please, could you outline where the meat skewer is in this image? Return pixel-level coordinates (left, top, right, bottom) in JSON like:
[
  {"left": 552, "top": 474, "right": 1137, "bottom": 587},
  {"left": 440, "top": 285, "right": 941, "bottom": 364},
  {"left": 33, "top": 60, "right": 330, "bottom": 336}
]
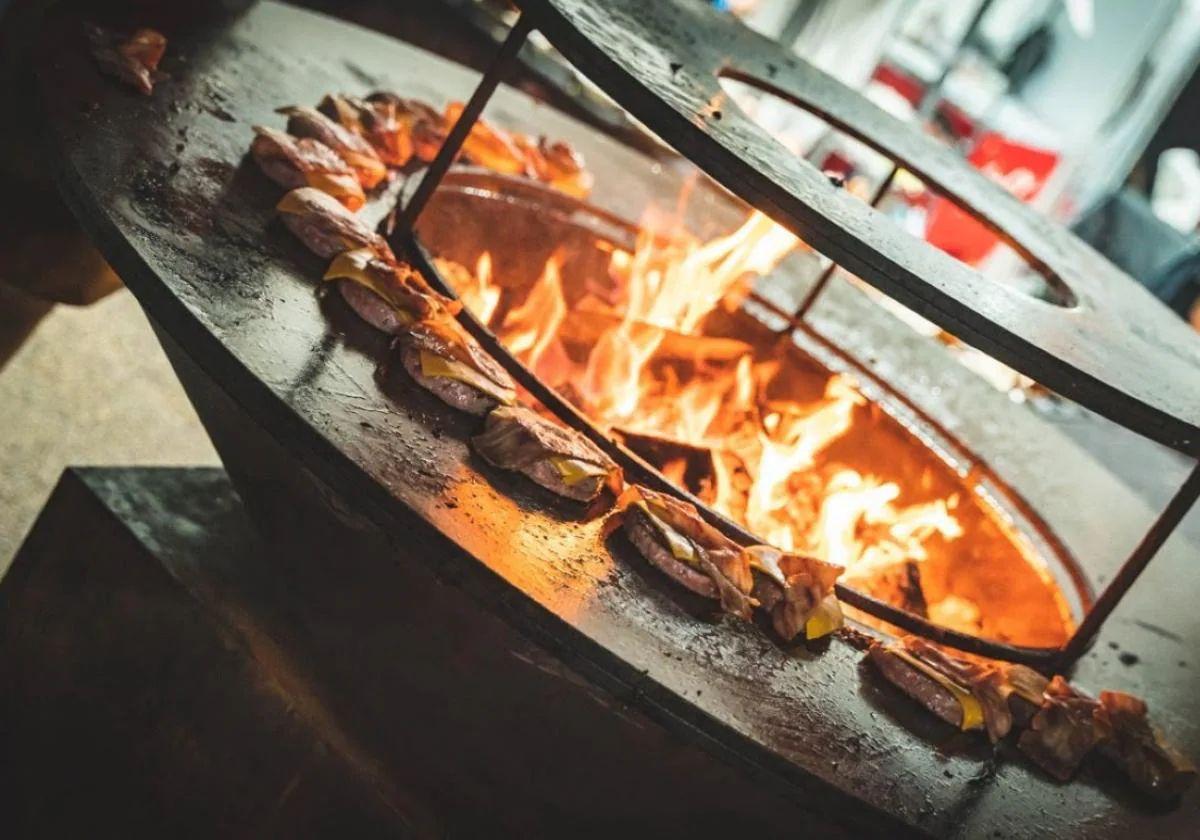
[
  {"left": 274, "top": 187, "right": 394, "bottom": 262},
  {"left": 323, "top": 250, "right": 460, "bottom": 334},
  {"left": 396, "top": 317, "right": 517, "bottom": 415},
  {"left": 250, "top": 126, "right": 366, "bottom": 210},
  {"left": 472, "top": 405, "right": 622, "bottom": 503}
]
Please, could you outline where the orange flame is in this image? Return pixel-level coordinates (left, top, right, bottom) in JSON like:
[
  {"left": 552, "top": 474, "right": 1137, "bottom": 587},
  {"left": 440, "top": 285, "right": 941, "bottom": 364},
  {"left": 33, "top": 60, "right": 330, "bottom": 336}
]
[{"left": 441, "top": 204, "right": 963, "bottom": 582}]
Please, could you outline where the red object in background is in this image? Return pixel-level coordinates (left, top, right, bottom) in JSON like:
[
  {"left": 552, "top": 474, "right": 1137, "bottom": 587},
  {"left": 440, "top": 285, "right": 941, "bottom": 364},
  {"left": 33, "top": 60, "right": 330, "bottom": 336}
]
[{"left": 925, "top": 133, "right": 1059, "bottom": 265}]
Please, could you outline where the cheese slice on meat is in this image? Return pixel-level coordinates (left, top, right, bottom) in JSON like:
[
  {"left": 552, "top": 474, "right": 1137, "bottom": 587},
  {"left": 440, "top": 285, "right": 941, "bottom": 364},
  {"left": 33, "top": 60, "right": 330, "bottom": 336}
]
[
  {"left": 637, "top": 501, "right": 698, "bottom": 565},
  {"left": 418, "top": 351, "right": 515, "bottom": 405},
  {"left": 891, "top": 647, "right": 985, "bottom": 731},
  {"left": 549, "top": 456, "right": 608, "bottom": 487}
]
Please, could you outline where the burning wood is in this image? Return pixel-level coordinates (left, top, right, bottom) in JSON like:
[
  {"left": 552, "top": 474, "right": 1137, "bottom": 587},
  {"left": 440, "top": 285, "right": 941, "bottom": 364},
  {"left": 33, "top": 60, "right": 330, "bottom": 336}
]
[
  {"left": 434, "top": 202, "right": 982, "bottom": 631},
  {"left": 614, "top": 428, "right": 717, "bottom": 501}
]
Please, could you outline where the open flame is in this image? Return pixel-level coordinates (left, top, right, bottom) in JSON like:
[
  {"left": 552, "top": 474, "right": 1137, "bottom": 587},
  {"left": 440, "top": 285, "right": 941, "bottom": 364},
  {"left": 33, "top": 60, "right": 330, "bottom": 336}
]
[{"left": 438, "top": 203, "right": 968, "bottom": 613}]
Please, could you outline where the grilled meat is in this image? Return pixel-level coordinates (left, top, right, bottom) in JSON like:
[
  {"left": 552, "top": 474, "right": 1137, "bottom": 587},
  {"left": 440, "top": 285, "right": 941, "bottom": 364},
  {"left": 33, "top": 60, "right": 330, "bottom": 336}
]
[
  {"left": 1018, "top": 676, "right": 1110, "bottom": 781},
  {"left": 445, "top": 102, "right": 529, "bottom": 176},
  {"left": 367, "top": 93, "right": 448, "bottom": 163},
  {"left": 1097, "top": 691, "right": 1195, "bottom": 799},
  {"left": 472, "top": 405, "right": 621, "bottom": 502},
  {"left": 279, "top": 105, "right": 387, "bottom": 188},
  {"left": 275, "top": 188, "right": 394, "bottom": 262},
  {"left": 618, "top": 486, "right": 755, "bottom": 619},
  {"left": 743, "top": 545, "right": 843, "bottom": 641},
  {"left": 250, "top": 126, "right": 365, "bottom": 209},
  {"left": 533, "top": 137, "right": 593, "bottom": 198},
  {"left": 318, "top": 94, "right": 413, "bottom": 167},
  {"left": 867, "top": 638, "right": 989, "bottom": 733},
  {"left": 87, "top": 25, "right": 166, "bottom": 95},
  {"left": 397, "top": 317, "right": 516, "bottom": 415},
  {"left": 324, "top": 249, "right": 460, "bottom": 334}
]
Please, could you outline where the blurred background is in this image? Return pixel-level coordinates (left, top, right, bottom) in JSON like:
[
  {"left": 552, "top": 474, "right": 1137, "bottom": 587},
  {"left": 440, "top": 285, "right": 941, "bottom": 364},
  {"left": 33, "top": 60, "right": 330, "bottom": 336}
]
[{"left": 3, "top": 0, "right": 1200, "bottom": 569}]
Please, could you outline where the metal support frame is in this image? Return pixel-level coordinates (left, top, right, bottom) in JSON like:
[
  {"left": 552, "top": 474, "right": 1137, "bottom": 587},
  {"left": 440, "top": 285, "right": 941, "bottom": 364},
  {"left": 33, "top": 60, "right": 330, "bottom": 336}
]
[
  {"left": 391, "top": 12, "right": 1200, "bottom": 671},
  {"left": 1058, "top": 460, "right": 1200, "bottom": 667},
  {"left": 393, "top": 13, "right": 533, "bottom": 237},
  {"left": 794, "top": 166, "right": 898, "bottom": 319}
]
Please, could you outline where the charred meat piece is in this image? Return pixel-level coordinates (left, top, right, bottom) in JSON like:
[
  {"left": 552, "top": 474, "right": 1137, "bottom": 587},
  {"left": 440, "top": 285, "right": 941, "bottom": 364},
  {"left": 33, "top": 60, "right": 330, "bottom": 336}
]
[
  {"left": 397, "top": 317, "right": 516, "bottom": 415},
  {"left": 1000, "top": 663, "right": 1050, "bottom": 732},
  {"left": 445, "top": 102, "right": 529, "bottom": 176},
  {"left": 250, "top": 127, "right": 365, "bottom": 209},
  {"left": 743, "top": 545, "right": 843, "bottom": 641},
  {"left": 324, "top": 249, "right": 460, "bottom": 334},
  {"left": 318, "top": 94, "right": 412, "bottom": 167},
  {"left": 275, "top": 188, "right": 394, "bottom": 262},
  {"left": 1018, "top": 676, "right": 1110, "bottom": 781},
  {"left": 617, "top": 486, "right": 755, "bottom": 619},
  {"left": 472, "top": 405, "right": 621, "bottom": 502},
  {"left": 868, "top": 638, "right": 988, "bottom": 729},
  {"left": 1097, "top": 691, "right": 1195, "bottom": 799},
  {"left": 367, "top": 93, "right": 448, "bottom": 163},
  {"left": 87, "top": 25, "right": 166, "bottom": 95},
  {"left": 535, "top": 137, "right": 593, "bottom": 198},
  {"left": 279, "top": 105, "right": 387, "bottom": 188}
]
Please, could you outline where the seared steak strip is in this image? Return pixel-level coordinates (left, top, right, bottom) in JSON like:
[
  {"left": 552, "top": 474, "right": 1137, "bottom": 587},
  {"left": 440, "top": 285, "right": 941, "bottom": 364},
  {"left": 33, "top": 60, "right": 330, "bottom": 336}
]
[
  {"left": 617, "top": 486, "right": 755, "bottom": 619},
  {"left": 279, "top": 105, "right": 387, "bottom": 189},
  {"left": 251, "top": 127, "right": 365, "bottom": 209},
  {"left": 275, "top": 188, "right": 395, "bottom": 262},
  {"left": 472, "top": 405, "right": 622, "bottom": 502},
  {"left": 743, "top": 545, "right": 844, "bottom": 641},
  {"left": 396, "top": 317, "right": 517, "bottom": 415},
  {"left": 324, "top": 249, "right": 459, "bottom": 334}
]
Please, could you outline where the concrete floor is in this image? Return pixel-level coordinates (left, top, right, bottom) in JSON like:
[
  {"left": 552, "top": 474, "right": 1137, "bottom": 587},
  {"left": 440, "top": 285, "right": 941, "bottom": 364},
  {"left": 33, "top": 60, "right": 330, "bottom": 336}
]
[{"left": 0, "top": 291, "right": 218, "bottom": 574}]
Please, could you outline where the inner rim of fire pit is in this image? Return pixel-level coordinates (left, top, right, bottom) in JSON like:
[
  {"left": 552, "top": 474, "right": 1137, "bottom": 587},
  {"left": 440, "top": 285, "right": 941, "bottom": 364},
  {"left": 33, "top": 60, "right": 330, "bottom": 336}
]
[
  {"left": 512, "top": 0, "right": 1200, "bottom": 457},
  {"left": 405, "top": 167, "right": 1091, "bottom": 655}
]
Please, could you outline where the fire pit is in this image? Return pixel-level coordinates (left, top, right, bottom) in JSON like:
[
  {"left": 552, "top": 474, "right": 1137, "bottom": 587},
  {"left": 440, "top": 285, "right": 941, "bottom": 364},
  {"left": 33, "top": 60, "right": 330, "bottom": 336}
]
[
  {"left": 411, "top": 168, "right": 1082, "bottom": 650},
  {"left": 29, "top": 1, "right": 1200, "bottom": 835}
]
